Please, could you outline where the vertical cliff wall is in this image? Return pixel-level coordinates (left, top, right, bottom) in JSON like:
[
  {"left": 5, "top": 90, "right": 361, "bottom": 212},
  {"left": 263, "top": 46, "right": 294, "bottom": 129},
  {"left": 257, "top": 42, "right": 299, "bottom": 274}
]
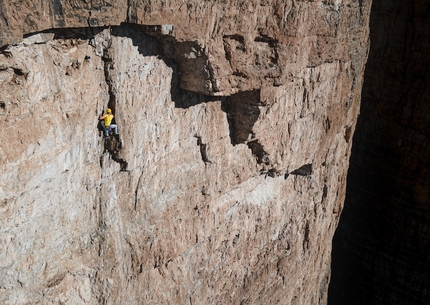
[
  {"left": 0, "top": 1, "right": 371, "bottom": 304},
  {"left": 329, "top": 0, "right": 430, "bottom": 304}
]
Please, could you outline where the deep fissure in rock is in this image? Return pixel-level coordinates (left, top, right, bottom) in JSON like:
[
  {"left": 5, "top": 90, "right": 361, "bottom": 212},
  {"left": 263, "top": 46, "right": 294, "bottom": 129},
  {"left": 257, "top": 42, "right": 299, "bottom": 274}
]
[
  {"left": 98, "top": 30, "right": 128, "bottom": 170},
  {"left": 195, "top": 135, "right": 211, "bottom": 164}
]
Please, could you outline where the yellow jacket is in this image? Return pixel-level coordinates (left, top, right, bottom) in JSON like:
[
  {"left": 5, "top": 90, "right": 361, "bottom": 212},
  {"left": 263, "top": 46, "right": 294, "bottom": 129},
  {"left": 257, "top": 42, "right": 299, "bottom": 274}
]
[
  {"left": 100, "top": 113, "right": 114, "bottom": 126},
  {"left": 104, "top": 114, "right": 113, "bottom": 126}
]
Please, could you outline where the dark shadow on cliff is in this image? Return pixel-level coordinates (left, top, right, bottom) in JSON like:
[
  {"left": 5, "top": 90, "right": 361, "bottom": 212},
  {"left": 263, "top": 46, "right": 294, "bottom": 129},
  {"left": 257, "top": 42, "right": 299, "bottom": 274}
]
[
  {"left": 23, "top": 26, "right": 106, "bottom": 40},
  {"left": 221, "top": 90, "right": 261, "bottom": 145},
  {"left": 328, "top": 0, "right": 430, "bottom": 304}
]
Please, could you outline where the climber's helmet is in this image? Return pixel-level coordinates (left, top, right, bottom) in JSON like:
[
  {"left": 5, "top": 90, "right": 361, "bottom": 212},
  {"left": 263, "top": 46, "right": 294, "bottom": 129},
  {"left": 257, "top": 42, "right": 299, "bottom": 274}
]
[{"left": 107, "top": 108, "right": 112, "bottom": 113}]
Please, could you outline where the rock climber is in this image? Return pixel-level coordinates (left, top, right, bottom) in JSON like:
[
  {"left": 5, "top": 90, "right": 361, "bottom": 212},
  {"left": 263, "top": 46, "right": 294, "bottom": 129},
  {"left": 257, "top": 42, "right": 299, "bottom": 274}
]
[{"left": 99, "top": 108, "right": 119, "bottom": 138}]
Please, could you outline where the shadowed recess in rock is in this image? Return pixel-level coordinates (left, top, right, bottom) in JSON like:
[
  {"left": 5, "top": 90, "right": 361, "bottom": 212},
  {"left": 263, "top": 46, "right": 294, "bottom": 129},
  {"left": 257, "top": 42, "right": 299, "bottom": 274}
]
[
  {"left": 220, "top": 90, "right": 273, "bottom": 164},
  {"left": 290, "top": 164, "right": 313, "bottom": 176},
  {"left": 195, "top": 135, "right": 211, "bottom": 164},
  {"left": 284, "top": 164, "right": 313, "bottom": 179},
  {"left": 247, "top": 140, "right": 269, "bottom": 165},
  {"left": 221, "top": 90, "right": 261, "bottom": 145},
  {"left": 23, "top": 27, "right": 106, "bottom": 41}
]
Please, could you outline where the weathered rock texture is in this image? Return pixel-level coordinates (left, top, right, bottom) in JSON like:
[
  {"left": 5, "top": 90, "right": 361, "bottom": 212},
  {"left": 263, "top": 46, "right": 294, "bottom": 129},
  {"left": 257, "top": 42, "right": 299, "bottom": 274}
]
[
  {"left": 1, "top": 1, "right": 370, "bottom": 304},
  {"left": 329, "top": 0, "right": 430, "bottom": 304}
]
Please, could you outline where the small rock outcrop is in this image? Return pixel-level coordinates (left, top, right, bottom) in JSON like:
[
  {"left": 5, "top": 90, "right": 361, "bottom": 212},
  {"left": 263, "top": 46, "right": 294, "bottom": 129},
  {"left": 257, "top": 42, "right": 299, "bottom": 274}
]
[{"left": 0, "top": 1, "right": 371, "bottom": 304}]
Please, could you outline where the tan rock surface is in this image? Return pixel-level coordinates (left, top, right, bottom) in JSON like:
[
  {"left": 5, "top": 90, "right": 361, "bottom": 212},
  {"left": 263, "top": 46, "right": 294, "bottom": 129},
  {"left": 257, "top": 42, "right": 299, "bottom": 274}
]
[
  {"left": 0, "top": 1, "right": 371, "bottom": 304},
  {"left": 0, "top": 0, "right": 126, "bottom": 46}
]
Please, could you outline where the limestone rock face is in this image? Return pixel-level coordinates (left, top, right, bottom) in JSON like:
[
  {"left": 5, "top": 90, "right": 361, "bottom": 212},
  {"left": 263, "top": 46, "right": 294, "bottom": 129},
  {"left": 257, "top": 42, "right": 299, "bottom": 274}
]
[{"left": 0, "top": 1, "right": 371, "bottom": 304}]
